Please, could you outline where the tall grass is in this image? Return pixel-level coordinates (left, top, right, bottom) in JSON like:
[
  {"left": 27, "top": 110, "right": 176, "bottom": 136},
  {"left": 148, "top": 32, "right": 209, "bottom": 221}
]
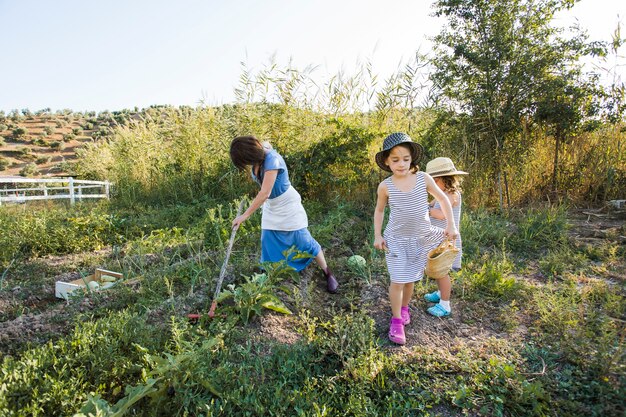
[{"left": 72, "top": 59, "right": 625, "bottom": 209}]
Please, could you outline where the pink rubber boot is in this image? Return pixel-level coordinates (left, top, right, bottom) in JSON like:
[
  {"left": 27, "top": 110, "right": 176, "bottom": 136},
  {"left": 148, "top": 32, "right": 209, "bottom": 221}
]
[
  {"left": 388, "top": 317, "right": 406, "bottom": 345},
  {"left": 401, "top": 306, "right": 411, "bottom": 325}
]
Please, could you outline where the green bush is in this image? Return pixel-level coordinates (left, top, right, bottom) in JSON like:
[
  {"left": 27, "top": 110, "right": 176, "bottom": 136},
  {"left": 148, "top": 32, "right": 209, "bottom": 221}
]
[
  {"left": 35, "top": 155, "right": 52, "bottom": 164},
  {"left": 50, "top": 141, "right": 65, "bottom": 150},
  {"left": 12, "top": 127, "right": 27, "bottom": 138},
  {"left": 63, "top": 132, "right": 76, "bottom": 142},
  {"left": 19, "top": 162, "right": 39, "bottom": 177}
]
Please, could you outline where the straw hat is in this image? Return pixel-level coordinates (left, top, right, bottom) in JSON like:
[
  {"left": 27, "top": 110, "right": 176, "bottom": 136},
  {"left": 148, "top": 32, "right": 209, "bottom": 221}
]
[
  {"left": 425, "top": 157, "right": 468, "bottom": 178},
  {"left": 375, "top": 132, "right": 424, "bottom": 172}
]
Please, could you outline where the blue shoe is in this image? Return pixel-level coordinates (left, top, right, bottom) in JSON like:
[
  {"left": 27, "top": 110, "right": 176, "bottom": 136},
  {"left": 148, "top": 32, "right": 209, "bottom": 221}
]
[
  {"left": 427, "top": 304, "right": 451, "bottom": 317},
  {"left": 424, "top": 291, "right": 440, "bottom": 303}
]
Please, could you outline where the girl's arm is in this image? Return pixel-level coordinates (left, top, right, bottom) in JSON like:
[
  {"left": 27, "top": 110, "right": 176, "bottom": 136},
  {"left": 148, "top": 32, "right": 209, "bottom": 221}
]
[
  {"left": 429, "top": 205, "right": 446, "bottom": 220},
  {"left": 424, "top": 174, "right": 458, "bottom": 239},
  {"left": 232, "top": 169, "right": 278, "bottom": 229},
  {"left": 429, "top": 191, "right": 457, "bottom": 220},
  {"left": 373, "top": 182, "right": 389, "bottom": 251}
]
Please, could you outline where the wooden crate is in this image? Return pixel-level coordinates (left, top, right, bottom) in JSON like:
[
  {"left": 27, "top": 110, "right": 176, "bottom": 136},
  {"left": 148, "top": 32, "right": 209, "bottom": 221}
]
[{"left": 55, "top": 268, "right": 123, "bottom": 300}]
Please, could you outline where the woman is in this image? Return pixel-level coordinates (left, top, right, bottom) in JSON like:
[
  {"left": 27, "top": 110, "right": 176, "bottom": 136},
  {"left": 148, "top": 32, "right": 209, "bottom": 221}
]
[{"left": 229, "top": 135, "right": 338, "bottom": 293}]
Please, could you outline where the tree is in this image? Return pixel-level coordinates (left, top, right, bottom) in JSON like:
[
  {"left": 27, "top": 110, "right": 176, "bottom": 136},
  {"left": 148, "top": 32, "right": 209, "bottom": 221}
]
[
  {"left": 535, "top": 65, "right": 601, "bottom": 194},
  {"left": 430, "top": 0, "right": 584, "bottom": 208}
]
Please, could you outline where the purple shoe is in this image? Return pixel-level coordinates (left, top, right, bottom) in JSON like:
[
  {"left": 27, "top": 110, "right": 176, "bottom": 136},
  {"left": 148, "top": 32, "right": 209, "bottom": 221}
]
[
  {"left": 401, "top": 306, "right": 411, "bottom": 325},
  {"left": 388, "top": 317, "right": 406, "bottom": 345},
  {"left": 324, "top": 268, "right": 338, "bottom": 293}
]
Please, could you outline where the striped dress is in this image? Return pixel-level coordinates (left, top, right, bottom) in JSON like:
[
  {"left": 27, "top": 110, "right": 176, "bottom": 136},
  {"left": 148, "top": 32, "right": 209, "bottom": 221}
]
[
  {"left": 383, "top": 172, "right": 446, "bottom": 283},
  {"left": 431, "top": 193, "right": 463, "bottom": 270}
]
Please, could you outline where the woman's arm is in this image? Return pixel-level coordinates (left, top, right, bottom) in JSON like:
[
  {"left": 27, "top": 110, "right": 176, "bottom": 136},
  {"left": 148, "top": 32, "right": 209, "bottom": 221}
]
[
  {"left": 373, "top": 182, "right": 389, "bottom": 251},
  {"left": 232, "top": 169, "right": 278, "bottom": 229},
  {"left": 424, "top": 174, "right": 458, "bottom": 239}
]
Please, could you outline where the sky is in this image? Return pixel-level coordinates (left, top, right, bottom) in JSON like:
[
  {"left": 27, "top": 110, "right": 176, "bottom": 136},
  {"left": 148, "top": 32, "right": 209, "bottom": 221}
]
[{"left": 0, "top": 0, "right": 624, "bottom": 113}]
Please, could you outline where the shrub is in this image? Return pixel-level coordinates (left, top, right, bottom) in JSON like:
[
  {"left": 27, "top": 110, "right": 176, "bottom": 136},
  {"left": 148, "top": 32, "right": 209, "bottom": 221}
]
[
  {"left": 36, "top": 155, "right": 52, "bottom": 164},
  {"left": 50, "top": 141, "right": 66, "bottom": 151},
  {"left": 0, "top": 157, "right": 8, "bottom": 170},
  {"left": 43, "top": 125, "right": 55, "bottom": 135},
  {"left": 12, "top": 127, "right": 27, "bottom": 138},
  {"left": 0, "top": 123, "right": 7, "bottom": 132},
  {"left": 0, "top": 203, "right": 127, "bottom": 261},
  {"left": 19, "top": 162, "right": 39, "bottom": 177},
  {"left": 63, "top": 133, "right": 76, "bottom": 142}
]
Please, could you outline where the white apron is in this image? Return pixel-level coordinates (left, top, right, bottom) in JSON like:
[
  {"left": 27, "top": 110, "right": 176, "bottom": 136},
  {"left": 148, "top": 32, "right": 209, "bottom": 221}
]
[{"left": 261, "top": 186, "right": 308, "bottom": 231}]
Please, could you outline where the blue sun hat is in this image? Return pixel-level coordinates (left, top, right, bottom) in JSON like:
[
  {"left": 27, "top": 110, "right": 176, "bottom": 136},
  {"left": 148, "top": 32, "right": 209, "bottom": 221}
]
[{"left": 375, "top": 132, "right": 424, "bottom": 172}]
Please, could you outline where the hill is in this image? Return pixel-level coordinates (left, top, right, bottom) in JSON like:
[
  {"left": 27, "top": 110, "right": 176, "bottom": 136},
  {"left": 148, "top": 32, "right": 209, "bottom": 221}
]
[{"left": 0, "top": 109, "right": 129, "bottom": 178}]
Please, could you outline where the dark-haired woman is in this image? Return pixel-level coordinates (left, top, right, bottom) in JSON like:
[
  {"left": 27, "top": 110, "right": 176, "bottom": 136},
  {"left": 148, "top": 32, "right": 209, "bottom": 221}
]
[{"left": 229, "top": 135, "right": 338, "bottom": 293}]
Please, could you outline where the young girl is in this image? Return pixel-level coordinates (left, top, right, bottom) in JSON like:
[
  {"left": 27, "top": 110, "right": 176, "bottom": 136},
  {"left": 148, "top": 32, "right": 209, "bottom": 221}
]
[
  {"left": 229, "top": 135, "right": 338, "bottom": 293},
  {"left": 424, "top": 157, "right": 468, "bottom": 317},
  {"left": 373, "top": 133, "right": 458, "bottom": 345}
]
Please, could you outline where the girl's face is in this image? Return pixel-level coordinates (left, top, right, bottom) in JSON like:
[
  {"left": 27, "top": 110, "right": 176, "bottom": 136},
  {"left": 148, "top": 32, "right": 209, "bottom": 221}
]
[
  {"left": 434, "top": 177, "right": 445, "bottom": 190},
  {"left": 385, "top": 146, "right": 413, "bottom": 176}
]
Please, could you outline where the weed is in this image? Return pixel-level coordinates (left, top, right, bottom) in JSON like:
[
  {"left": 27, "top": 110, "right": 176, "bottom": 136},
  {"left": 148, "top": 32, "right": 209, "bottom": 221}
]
[{"left": 457, "top": 255, "right": 526, "bottom": 302}]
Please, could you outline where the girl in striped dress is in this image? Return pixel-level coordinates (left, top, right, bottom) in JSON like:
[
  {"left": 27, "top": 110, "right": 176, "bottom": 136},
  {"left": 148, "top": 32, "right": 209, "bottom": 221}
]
[
  {"left": 230, "top": 136, "right": 338, "bottom": 293},
  {"left": 424, "top": 157, "right": 468, "bottom": 318},
  {"left": 374, "top": 133, "right": 458, "bottom": 345}
]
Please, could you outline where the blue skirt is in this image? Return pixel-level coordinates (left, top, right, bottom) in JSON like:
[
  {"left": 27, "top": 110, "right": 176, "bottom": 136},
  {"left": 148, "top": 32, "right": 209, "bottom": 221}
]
[{"left": 261, "top": 228, "right": 320, "bottom": 272}]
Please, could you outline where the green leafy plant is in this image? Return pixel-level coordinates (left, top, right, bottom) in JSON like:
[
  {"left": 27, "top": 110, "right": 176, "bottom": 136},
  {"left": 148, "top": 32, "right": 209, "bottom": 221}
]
[{"left": 217, "top": 260, "right": 296, "bottom": 323}]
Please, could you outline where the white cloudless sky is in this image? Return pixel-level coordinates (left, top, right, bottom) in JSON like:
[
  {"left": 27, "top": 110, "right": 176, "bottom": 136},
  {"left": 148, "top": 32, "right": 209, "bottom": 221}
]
[{"left": 0, "top": 0, "right": 624, "bottom": 113}]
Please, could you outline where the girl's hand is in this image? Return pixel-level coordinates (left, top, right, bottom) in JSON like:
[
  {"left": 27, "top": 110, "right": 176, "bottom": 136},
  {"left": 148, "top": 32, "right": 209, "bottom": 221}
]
[
  {"left": 232, "top": 214, "right": 248, "bottom": 230},
  {"left": 445, "top": 225, "right": 459, "bottom": 240},
  {"left": 374, "top": 236, "right": 388, "bottom": 251}
]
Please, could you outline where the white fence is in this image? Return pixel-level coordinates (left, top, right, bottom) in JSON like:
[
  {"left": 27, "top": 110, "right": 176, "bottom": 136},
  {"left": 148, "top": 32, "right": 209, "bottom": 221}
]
[{"left": 0, "top": 177, "right": 111, "bottom": 205}]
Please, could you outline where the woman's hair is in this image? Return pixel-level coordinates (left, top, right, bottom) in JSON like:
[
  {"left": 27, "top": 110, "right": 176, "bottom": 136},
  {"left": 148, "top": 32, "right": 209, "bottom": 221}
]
[
  {"left": 438, "top": 175, "right": 464, "bottom": 193},
  {"left": 230, "top": 136, "right": 265, "bottom": 170},
  {"left": 381, "top": 143, "right": 420, "bottom": 173}
]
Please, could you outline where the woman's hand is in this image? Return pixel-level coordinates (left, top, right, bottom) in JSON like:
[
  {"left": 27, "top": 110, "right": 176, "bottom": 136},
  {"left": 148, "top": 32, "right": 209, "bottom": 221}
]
[{"left": 232, "top": 214, "right": 248, "bottom": 230}]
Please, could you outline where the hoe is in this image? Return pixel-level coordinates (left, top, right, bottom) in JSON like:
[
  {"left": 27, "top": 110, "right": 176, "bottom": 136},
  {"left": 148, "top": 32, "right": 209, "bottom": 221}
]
[{"left": 188, "top": 199, "right": 245, "bottom": 322}]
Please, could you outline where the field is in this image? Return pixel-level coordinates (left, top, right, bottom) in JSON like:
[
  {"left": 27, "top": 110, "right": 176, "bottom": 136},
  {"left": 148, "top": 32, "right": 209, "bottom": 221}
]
[
  {"left": 1, "top": 17, "right": 625, "bottom": 412},
  {"left": 0, "top": 190, "right": 624, "bottom": 416}
]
